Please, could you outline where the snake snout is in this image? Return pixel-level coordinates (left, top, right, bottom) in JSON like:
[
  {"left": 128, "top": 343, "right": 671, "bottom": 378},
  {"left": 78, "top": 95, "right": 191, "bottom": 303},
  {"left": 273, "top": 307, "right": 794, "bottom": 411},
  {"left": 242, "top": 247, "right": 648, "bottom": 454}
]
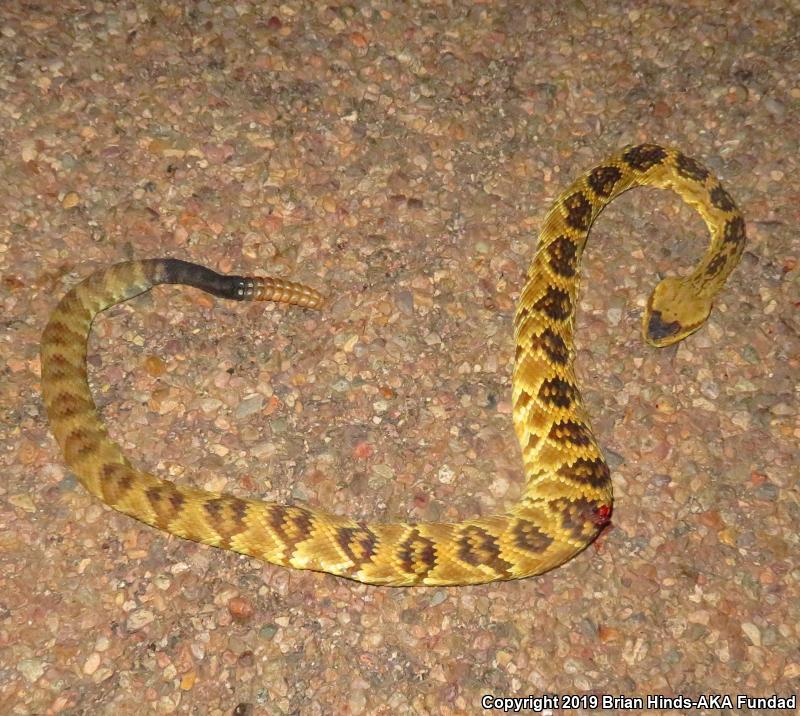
[
  {"left": 644, "top": 276, "right": 713, "bottom": 347},
  {"left": 645, "top": 309, "right": 682, "bottom": 344}
]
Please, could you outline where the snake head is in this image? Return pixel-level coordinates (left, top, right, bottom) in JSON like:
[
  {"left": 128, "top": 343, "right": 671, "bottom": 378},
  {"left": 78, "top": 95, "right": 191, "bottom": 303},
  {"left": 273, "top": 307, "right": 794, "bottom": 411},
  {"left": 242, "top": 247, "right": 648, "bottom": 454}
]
[{"left": 643, "top": 276, "right": 713, "bottom": 347}]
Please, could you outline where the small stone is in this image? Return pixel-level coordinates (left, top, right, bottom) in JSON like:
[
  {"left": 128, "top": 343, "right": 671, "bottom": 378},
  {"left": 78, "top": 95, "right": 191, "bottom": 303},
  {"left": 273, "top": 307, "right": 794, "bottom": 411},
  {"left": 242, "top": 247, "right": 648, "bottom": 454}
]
[
  {"left": 92, "top": 668, "right": 114, "bottom": 683},
  {"left": 21, "top": 140, "right": 37, "bottom": 161},
  {"left": 236, "top": 394, "right": 264, "bottom": 418},
  {"left": 496, "top": 399, "right": 512, "bottom": 415},
  {"left": 61, "top": 191, "right": 81, "bottom": 209},
  {"left": 18, "top": 658, "right": 45, "bottom": 683},
  {"left": 606, "top": 306, "right": 623, "bottom": 326},
  {"left": 348, "top": 690, "right": 367, "bottom": 715},
  {"left": 784, "top": 663, "right": 800, "bottom": 679},
  {"left": 8, "top": 494, "right": 36, "bottom": 512},
  {"left": 437, "top": 464, "right": 455, "bottom": 484},
  {"left": 652, "top": 100, "right": 672, "bottom": 118},
  {"left": 740, "top": 345, "right": 759, "bottom": 364},
  {"left": 770, "top": 402, "right": 793, "bottom": 416},
  {"left": 731, "top": 411, "right": 751, "bottom": 430},
  {"left": 147, "top": 138, "right": 170, "bottom": 154},
  {"left": 622, "top": 636, "right": 646, "bottom": 666},
  {"left": 371, "top": 463, "right": 395, "bottom": 480},
  {"left": 350, "top": 31, "right": 368, "bottom": 48},
  {"left": 259, "top": 625, "right": 278, "bottom": 640},
  {"left": 489, "top": 476, "right": 509, "bottom": 498},
  {"left": 251, "top": 442, "right": 276, "bottom": 458},
  {"left": 754, "top": 483, "right": 778, "bottom": 501},
  {"left": 83, "top": 652, "right": 101, "bottom": 675},
  {"left": 700, "top": 380, "right": 719, "bottom": 399},
  {"left": 144, "top": 355, "right": 167, "bottom": 376},
  {"left": 229, "top": 596, "right": 255, "bottom": 623},
  {"left": 741, "top": 622, "right": 761, "bottom": 646},
  {"left": 157, "top": 399, "right": 178, "bottom": 414},
  {"left": 688, "top": 609, "right": 711, "bottom": 625},
  {"left": 598, "top": 625, "right": 620, "bottom": 642},
  {"left": 429, "top": 591, "right": 447, "bottom": 606},
  {"left": 95, "top": 636, "right": 110, "bottom": 652},
  {"left": 605, "top": 450, "right": 625, "bottom": 469},
  {"left": 154, "top": 574, "right": 171, "bottom": 590},
  {"left": 342, "top": 334, "right": 359, "bottom": 352},
  {"left": 651, "top": 473, "right": 671, "bottom": 487},
  {"left": 270, "top": 418, "right": 287, "bottom": 434},
  {"left": 395, "top": 290, "right": 414, "bottom": 315},
  {"left": 762, "top": 97, "right": 785, "bottom": 117},
  {"left": 352, "top": 442, "right": 374, "bottom": 459},
  {"left": 170, "top": 562, "right": 191, "bottom": 575},
  {"left": 127, "top": 609, "right": 155, "bottom": 631}
]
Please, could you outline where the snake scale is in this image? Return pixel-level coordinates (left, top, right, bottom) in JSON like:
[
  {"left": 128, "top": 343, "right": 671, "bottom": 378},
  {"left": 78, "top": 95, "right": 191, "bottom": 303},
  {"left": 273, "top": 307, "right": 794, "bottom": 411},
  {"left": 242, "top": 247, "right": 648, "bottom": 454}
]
[{"left": 41, "top": 144, "right": 745, "bottom": 586}]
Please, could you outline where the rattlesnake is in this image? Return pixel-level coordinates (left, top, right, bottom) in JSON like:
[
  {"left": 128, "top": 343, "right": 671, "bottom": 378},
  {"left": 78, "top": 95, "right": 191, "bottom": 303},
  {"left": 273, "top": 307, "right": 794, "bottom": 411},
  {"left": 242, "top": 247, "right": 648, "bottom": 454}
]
[{"left": 41, "top": 144, "right": 745, "bottom": 586}]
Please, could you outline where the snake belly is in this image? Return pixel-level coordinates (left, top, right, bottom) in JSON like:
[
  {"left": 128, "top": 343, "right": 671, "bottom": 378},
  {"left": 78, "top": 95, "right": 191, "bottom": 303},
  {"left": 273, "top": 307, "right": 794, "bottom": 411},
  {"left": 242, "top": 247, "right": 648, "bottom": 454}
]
[{"left": 40, "top": 144, "right": 745, "bottom": 586}]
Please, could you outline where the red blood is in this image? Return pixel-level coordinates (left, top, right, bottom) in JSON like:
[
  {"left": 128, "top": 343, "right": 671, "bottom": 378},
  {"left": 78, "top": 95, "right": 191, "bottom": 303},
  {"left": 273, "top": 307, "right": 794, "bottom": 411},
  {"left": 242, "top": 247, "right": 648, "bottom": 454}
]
[{"left": 592, "top": 504, "right": 613, "bottom": 527}]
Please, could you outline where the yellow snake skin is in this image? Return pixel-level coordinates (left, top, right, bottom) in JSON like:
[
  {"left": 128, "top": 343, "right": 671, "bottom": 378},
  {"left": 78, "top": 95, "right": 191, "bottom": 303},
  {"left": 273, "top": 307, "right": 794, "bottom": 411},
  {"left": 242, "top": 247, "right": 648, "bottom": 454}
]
[{"left": 41, "top": 144, "right": 745, "bottom": 586}]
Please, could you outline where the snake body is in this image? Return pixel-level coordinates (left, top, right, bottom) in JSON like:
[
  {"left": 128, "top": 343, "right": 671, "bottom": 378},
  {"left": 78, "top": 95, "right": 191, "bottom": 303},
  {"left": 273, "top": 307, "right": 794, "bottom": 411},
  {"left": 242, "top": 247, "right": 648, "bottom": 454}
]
[{"left": 41, "top": 144, "right": 745, "bottom": 585}]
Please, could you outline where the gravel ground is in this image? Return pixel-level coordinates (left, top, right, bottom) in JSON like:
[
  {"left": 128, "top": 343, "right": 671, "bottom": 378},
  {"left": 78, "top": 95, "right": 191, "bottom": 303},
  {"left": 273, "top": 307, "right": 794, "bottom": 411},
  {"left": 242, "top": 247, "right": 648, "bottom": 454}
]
[{"left": 1, "top": 1, "right": 798, "bottom": 714}]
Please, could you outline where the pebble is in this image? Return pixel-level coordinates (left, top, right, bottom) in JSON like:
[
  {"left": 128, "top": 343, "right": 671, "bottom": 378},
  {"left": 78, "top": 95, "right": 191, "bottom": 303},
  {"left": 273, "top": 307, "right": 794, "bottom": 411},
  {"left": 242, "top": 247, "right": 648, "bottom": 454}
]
[
  {"left": 740, "top": 345, "right": 760, "bottom": 364},
  {"left": 144, "top": 355, "right": 167, "bottom": 376},
  {"left": 8, "top": 494, "right": 36, "bottom": 512},
  {"left": 699, "top": 380, "right": 720, "bottom": 400},
  {"left": 83, "top": 652, "right": 101, "bottom": 675},
  {"left": 235, "top": 394, "right": 264, "bottom": 418},
  {"left": 17, "top": 658, "right": 45, "bottom": 683},
  {"left": 61, "top": 191, "right": 81, "bottom": 209},
  {"left": 741, "top": 622, "right": 761, "bottom": 646},
  {"left": 228, "top": 596, "right": 255, "bottom": 623},
  {"left": 762, "top": 97, "right": 785, "bottom": 117},
  {"left": 88, "top": 668, "right": 112, "bottom": 684},
  {"left": 371, "top": 463, "right": 395, "bottom": 481},
  {"left": 430, "top": 591, "right": 447, "bottom": 606},
  {"left": 95, "top": 636, "right": 110, "bottom": 652},
  {"left": 127, "top": 609, "right": 156, "bottom": 631},
  {"left": 770, "top": 402, "right": 793, "bottom": 416},
  {"left": 20, "top": 140, "right": 37, "bottom": 161},
  {"left": 348, "top": 690, "right": 367, "bottom": 715},
  {"left": 395, "top": 290, "right": 414, "bottom": 315},
  {"left": 259, "top": 625, "right": 278, "bottom": 640},
  {"left": 437, "top": 464, "right": 455, "bottom": 484},
  {"left": 489, "top": 475, "right": 509, "bottom": 498}
]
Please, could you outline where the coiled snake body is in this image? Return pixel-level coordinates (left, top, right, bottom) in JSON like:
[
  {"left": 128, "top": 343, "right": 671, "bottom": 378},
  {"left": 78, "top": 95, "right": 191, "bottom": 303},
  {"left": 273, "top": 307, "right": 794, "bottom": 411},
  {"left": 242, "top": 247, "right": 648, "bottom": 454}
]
[{"left": 41, "top": 144, "right": 745, "bottom": 585}]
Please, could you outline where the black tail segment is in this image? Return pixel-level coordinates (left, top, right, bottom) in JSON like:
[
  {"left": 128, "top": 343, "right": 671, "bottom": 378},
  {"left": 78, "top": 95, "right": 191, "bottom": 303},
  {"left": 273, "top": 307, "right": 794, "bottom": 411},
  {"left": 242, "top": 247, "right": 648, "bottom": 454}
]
[
  {"left": 157, "top": 258, "right": 250, "bottom": 301},
  {"left": 148, "top": 258, "right": 323, "bottom": 308}
]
